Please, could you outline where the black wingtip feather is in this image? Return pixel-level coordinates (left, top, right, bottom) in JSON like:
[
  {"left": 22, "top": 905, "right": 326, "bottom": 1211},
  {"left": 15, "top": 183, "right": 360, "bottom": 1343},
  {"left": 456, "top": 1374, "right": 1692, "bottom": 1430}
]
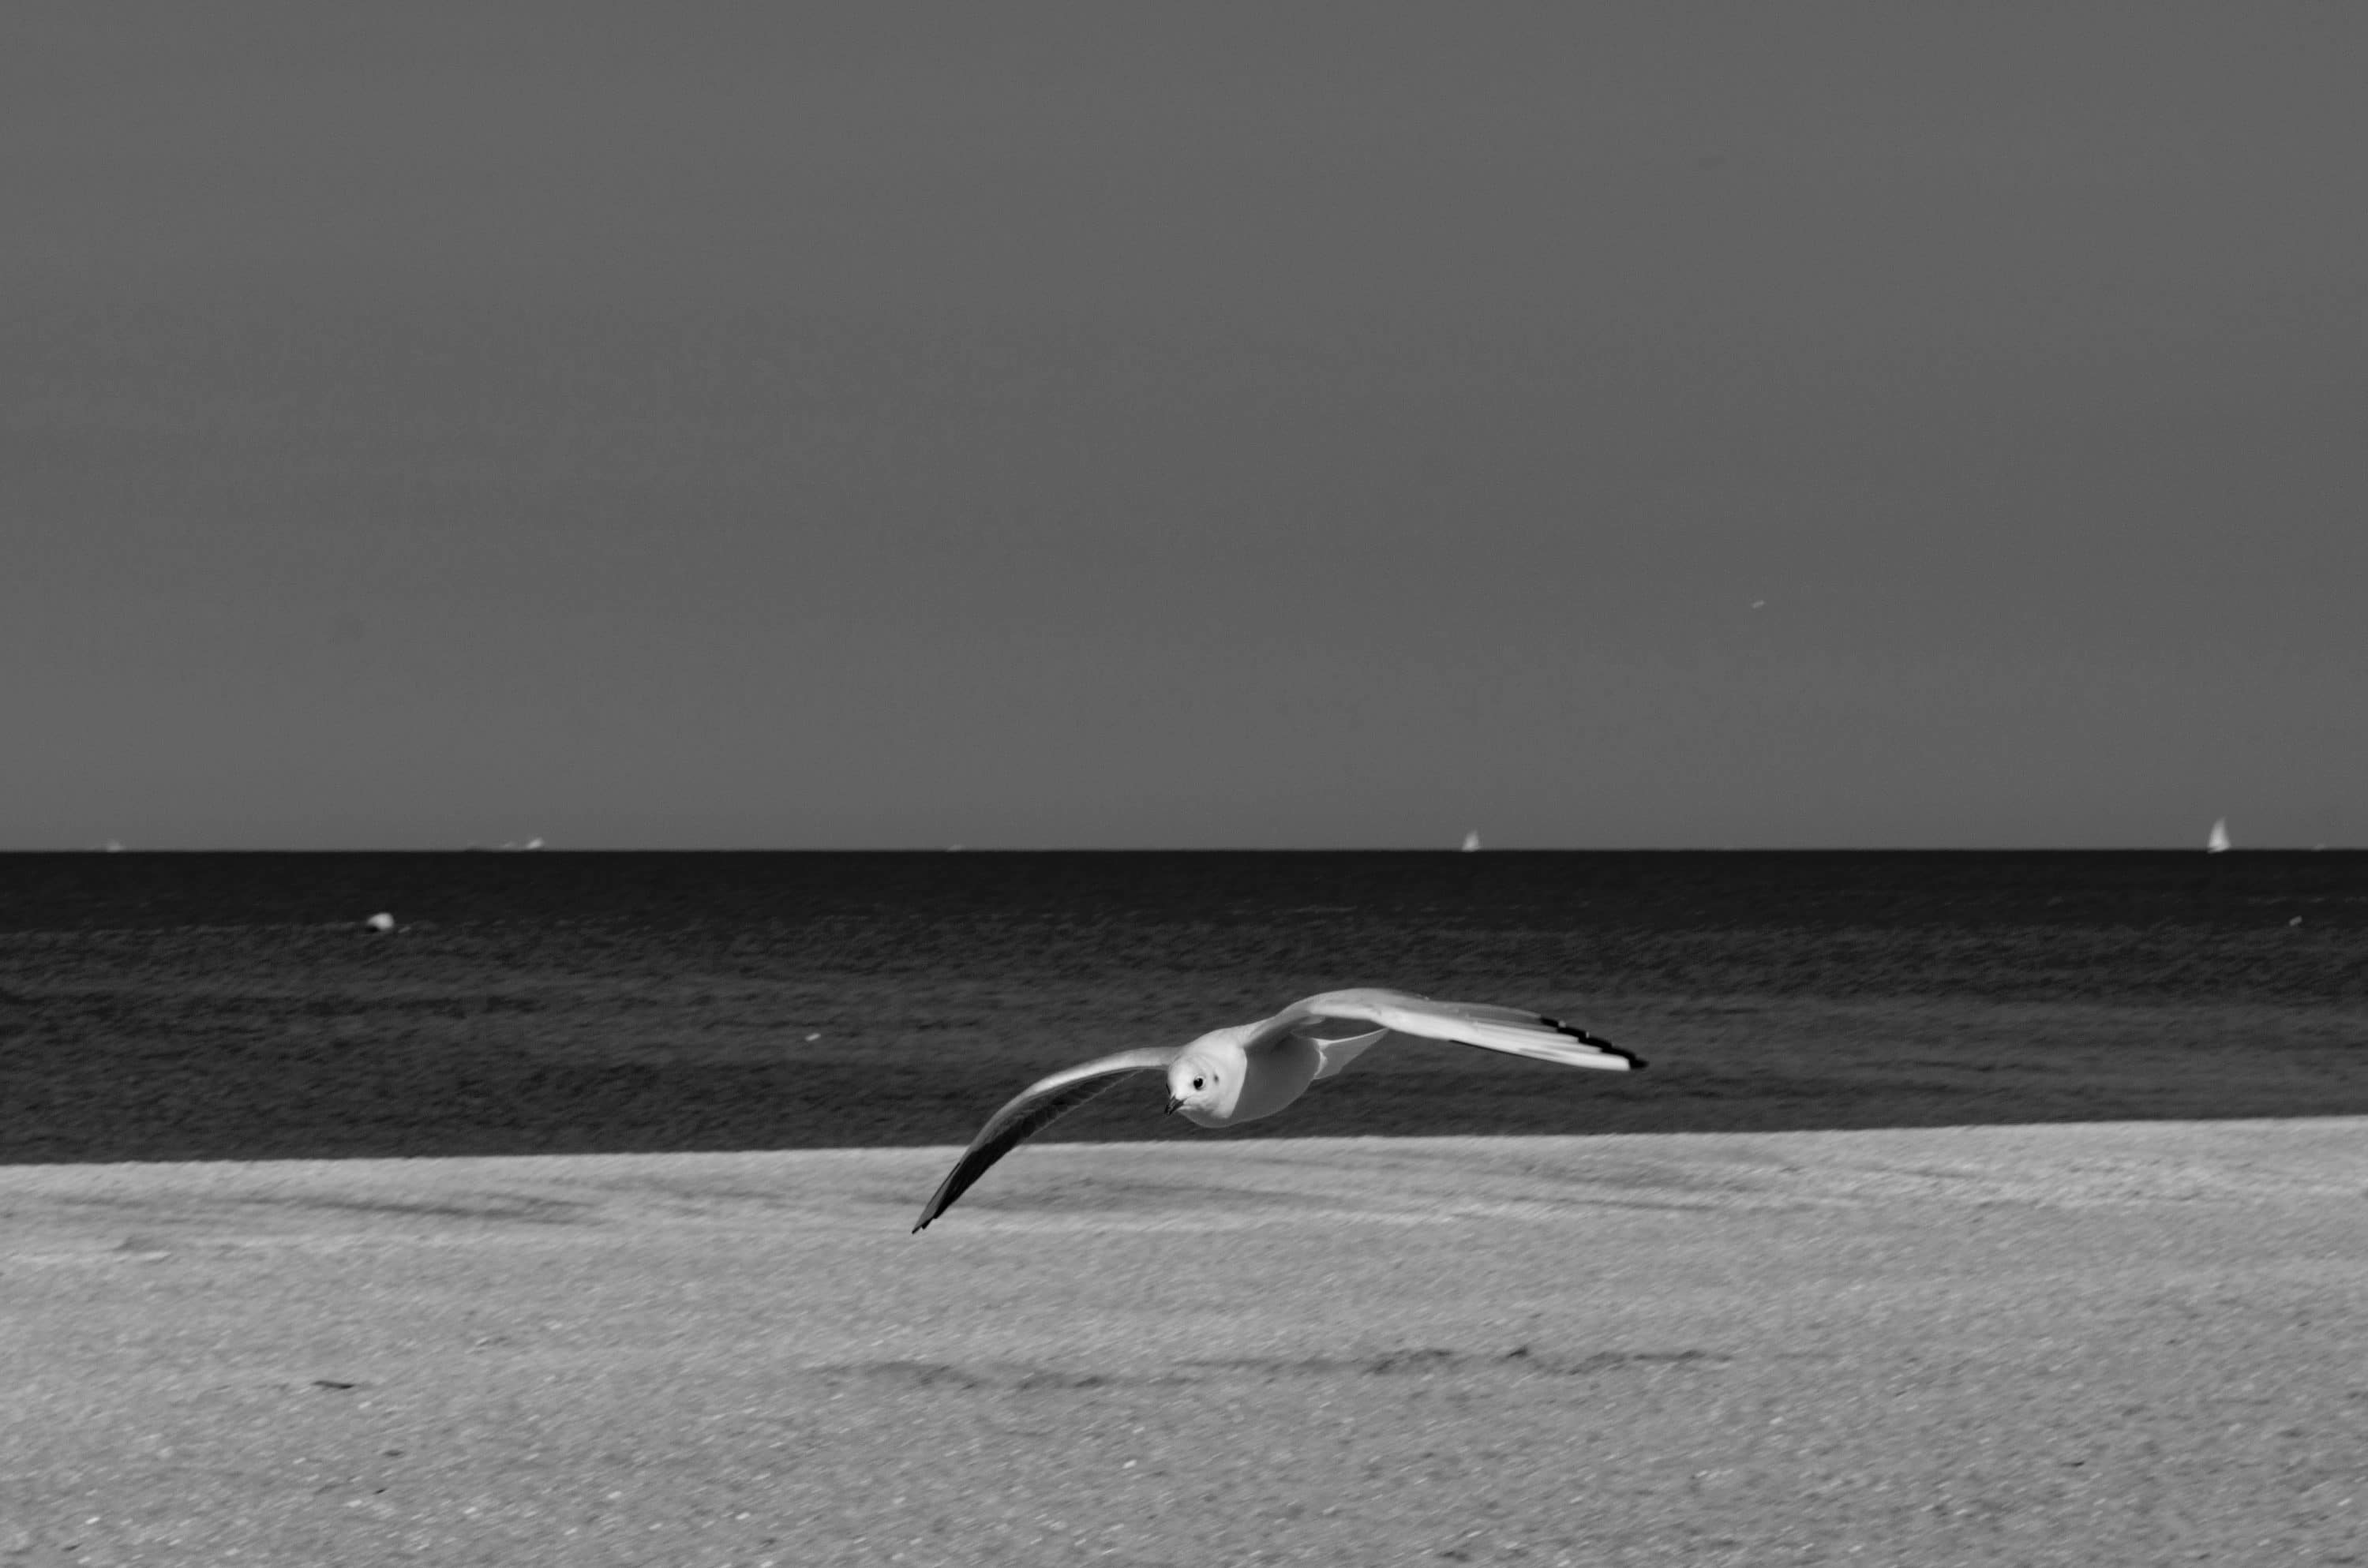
[{"left": 1543, "top": 1014, "right": 1647, "bottom": 1070}]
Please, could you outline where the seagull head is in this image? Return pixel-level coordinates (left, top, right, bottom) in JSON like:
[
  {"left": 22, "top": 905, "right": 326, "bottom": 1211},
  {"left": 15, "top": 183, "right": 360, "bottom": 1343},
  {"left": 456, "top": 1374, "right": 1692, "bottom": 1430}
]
[{"left": 1164, "top": 1046, "right": 1237, "bottom": 1127}]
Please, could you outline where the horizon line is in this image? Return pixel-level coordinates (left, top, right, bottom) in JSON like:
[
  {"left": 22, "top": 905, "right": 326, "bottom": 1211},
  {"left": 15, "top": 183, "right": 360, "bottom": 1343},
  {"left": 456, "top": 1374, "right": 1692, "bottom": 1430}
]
[{"left": 6, "top": 844, "right": 2355, "bottom": 855}]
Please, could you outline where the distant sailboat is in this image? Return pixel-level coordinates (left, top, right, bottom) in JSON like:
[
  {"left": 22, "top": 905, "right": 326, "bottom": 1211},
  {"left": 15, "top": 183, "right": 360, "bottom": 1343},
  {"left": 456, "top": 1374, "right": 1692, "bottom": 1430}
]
[
  {"left": 2207, "top": 818, "right": 2231, "bottom": 854},
  {"left": 1461, "top": 830, "right": 1482, "bottom": 852}
]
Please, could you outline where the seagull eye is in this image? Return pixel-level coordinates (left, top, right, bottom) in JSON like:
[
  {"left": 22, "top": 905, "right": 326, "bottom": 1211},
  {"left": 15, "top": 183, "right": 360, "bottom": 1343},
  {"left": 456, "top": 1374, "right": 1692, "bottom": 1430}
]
[{"left": 1191, "top": 1077, "right": 1205, "bottom": 1091}]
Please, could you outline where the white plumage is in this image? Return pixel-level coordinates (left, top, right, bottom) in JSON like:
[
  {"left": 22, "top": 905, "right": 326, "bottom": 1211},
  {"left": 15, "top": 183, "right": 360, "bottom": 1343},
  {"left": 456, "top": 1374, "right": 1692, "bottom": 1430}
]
[{"left": 912, "top": 987, "right": 1641, "bottom": 1230}]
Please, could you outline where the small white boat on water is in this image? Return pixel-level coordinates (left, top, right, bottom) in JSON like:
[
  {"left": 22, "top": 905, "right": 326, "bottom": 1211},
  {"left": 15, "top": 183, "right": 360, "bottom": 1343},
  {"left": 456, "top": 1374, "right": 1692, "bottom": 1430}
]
[
  {"left": 2207, "top": 818, "right": 2231, "bottom": 853},
  {"left": 1461, "top": 830, "right": 1482, "bottom": 852}
]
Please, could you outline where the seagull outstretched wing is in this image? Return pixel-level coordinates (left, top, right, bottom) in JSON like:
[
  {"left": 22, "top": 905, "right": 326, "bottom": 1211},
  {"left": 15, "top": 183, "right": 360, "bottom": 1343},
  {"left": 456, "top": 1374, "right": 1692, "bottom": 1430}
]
[
  {"left": 1248, "top": 988, "right": 1642, "bottom": 1073},
  {"left": 912, "top": 1047, "right": 1178, "bottom": 1232}
]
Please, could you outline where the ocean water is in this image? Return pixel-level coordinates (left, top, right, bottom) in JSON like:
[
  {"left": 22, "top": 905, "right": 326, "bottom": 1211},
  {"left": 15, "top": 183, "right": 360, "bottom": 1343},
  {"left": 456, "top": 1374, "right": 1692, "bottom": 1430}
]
[{"left": 2, "top": 851, "right": 2363, "bottom": 1164}]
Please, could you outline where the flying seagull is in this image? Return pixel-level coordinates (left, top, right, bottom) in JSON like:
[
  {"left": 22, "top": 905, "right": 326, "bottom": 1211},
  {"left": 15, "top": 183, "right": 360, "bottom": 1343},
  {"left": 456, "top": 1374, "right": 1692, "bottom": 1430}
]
[{"left": 912, "top": 988, "right": 1642, "bottom": 1231}]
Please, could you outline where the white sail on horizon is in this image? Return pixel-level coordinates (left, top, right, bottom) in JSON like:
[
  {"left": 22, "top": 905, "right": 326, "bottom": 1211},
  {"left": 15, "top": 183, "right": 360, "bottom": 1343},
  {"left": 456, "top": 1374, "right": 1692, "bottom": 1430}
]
[
  {"left": 2207, "top": 818, "right": 2231, "bottom": 853},
  {"left": 1461, "top": 830, "right": 1482, "bottom": 852}
]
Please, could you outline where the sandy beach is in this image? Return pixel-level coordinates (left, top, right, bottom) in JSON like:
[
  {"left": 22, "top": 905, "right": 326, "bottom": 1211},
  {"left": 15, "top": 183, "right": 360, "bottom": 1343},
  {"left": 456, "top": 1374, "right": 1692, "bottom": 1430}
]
[{"left": 5, "top": 1119, "right": 2364, "bottom": 1565}]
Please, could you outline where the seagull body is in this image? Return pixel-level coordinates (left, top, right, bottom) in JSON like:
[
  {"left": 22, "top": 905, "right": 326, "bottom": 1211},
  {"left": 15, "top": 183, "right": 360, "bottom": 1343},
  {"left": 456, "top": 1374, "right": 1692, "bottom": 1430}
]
[{"left": 912, "top": 988, "right": 1642, "bottom": 1231}]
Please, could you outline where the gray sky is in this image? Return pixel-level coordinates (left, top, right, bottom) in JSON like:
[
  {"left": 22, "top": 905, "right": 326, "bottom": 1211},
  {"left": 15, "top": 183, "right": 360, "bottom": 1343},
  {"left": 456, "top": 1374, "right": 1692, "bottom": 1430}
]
[{"left": 6, "top": 3, "right": 2362, "bottom": 848}]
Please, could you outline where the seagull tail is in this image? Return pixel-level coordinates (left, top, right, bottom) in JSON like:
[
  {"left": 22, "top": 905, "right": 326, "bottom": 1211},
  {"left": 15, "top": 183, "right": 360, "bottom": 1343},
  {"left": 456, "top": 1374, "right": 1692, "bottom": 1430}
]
[{"left": 1304, "top": 1027, "right": 1389, "bottom": 1080}]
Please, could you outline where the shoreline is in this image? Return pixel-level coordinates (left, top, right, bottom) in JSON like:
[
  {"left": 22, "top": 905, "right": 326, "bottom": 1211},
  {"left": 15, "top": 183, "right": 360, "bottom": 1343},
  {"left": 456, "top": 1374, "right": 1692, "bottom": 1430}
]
[{"left": 8, "top": 1115, "right": 2364, "bottom": 1564}]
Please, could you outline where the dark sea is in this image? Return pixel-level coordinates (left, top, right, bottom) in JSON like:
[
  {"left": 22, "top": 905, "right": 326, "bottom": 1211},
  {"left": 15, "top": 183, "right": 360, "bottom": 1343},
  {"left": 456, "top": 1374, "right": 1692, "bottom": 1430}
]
[{"left": 2, "top": 851, "right": 2363, "bottom": 1165}]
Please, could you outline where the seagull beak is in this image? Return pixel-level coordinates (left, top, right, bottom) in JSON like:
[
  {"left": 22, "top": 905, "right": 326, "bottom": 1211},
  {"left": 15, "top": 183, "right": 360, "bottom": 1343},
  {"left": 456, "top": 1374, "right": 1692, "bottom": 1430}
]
[{"left": 1163, "top": 1095, "right": 1182, "bottom": 1116}]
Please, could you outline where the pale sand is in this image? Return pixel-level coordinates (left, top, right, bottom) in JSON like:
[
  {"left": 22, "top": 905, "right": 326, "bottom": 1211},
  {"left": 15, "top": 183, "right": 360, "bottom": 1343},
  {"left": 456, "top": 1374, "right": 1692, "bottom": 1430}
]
[{"left": 4, "top": 1121, "right": 2365, "bottom": 1566}]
